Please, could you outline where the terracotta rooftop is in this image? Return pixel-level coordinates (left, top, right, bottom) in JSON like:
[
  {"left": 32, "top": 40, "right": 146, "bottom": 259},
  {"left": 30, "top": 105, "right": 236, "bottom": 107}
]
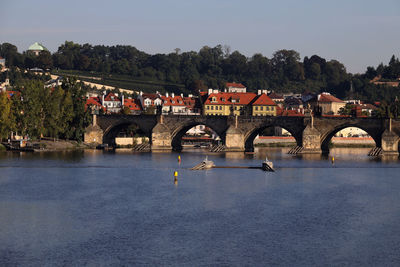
[
  {"left": 318, "top": 93, "right": 344, "bottom": 103},
  {"left": 226, "top": 82, "right": 246, "bottom": 88},
  {"left": 104, "top": 92, "right": 120, "bottom": 102},
  {"left": 161, "top": 95, "right": 186, "bottom": 106},
  {"left": 253, "top": 94, "right": 277, "bottom": 106},
  {"left": 204, "top": 92, "right": 257, "bottom": 105},
  {"left": 124, "top": 98, "right": 142, "bottom": 111}
]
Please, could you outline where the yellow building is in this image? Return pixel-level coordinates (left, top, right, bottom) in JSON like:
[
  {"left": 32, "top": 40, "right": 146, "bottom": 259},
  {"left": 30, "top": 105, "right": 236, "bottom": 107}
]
[
  {"left": 252, "top": 94, "right": 277, "bottom": 116},
  {"left": 203, "top": 92, "right": 257, "bottom": 116}
]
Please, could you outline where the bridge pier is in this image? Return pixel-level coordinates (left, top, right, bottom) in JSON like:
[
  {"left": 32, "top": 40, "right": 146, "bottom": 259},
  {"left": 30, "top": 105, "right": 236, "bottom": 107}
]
[
  {"left": 300, "top": 124, "right": 322, "bottom": 154},
  {"left": 151, "top": 123, "right": 173, "bottom": 151},
  {"left": 84, "top": 115, "right": 103, "bottom": 145},
  {"left": 381, "top": 129, "right": 399, "bottom": 156},
  {"left": 225, "top": 125, "right": 246, "bottom": 152}
]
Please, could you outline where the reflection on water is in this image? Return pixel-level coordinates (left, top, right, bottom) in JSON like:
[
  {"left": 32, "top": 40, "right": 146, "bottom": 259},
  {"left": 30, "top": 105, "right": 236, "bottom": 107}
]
[{"left": 0, "top": 148, "right": 399, "bottom": 265}]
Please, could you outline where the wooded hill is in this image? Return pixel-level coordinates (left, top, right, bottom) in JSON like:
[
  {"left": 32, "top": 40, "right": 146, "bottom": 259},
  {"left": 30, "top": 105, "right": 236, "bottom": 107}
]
[{"left": 1, "top": 41, "right": 400, "bottom": 102}]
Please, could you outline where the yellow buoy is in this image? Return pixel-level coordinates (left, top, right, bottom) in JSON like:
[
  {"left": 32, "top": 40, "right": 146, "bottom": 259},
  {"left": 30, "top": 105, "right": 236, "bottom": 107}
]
[
  {"left": 174, "top": 171, "right": 178, "bottom": 185},
  {"left": 178, "top": 155, "right": 181, "bottom": 164},
  {"left": 331, "top": 156, "right": 335, "bottom": 164}
]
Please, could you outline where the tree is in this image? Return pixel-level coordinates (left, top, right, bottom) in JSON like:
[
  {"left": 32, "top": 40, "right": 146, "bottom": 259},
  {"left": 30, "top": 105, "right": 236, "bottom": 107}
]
[
  {"left": 20, "top": 80, "right": 48, "bottom": 139},
  {"left": 61, "top": 78, "right": 91, "bottom": 141},
  {"left": 0, "top": 92, "right": 14, "bottom": 140},
  {"left": 37, "top": 51, "right": 53, "bottom": 69},
  {"left": 44, "top": 86, "right": 64, "bottom": 139}
]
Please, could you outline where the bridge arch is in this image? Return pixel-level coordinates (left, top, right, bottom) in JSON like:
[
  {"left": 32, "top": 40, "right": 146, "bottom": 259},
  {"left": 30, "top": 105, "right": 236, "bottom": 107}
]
[
  {"left": 103, "top": 122, "right": 150, "bottom": 146},
  {"left": 244, "top": 124, "right": 303, "bottom": 152},
  {"left": 320, "top": 124, "right": 380, "bottom": 154},
  {"left": 170, "top": 122, "right": 225, "bottom": 151}
]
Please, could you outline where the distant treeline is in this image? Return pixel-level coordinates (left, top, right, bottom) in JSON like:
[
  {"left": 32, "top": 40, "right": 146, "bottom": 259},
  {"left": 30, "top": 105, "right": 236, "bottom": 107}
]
[{"left": 1, "top": 41, "right": 400, "bottom": 102}]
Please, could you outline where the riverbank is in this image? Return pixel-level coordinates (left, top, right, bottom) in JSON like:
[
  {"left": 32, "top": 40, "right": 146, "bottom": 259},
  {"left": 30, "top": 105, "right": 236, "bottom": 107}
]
[{"left": 28, "top": 139, "right": 90, "bottom": 151}]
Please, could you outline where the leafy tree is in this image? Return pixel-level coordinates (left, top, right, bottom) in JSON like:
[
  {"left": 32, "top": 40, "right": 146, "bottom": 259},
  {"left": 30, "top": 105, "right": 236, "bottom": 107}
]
[
  {"left": 0, "top": 92, "right": 14, "bottom": 140},
  {"left": 37, "top": 51, "right": 53, "bottom": 69}
]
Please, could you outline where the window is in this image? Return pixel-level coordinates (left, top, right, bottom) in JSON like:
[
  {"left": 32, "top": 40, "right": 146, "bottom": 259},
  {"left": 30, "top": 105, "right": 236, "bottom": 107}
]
[
  {"left": 271, "top": 107, "right": 275, "bottom": 111},
  {"left": 255, "top": 106, "right": 258, "bottom": 111},
  {"left": 207, "top": 106, "right": 209, "bottom": 110},
  {"left": 211, "top": 106, "right": 214, "bottom": 110},
  {"left": 212, "top": 97, "right": 217, "bottom": 102},
  {"left": 266, "top": 107, "right": 269, "bottom": 111},
  {"left": 220, "top": 106, "right": 222, "bottom": 110},
  {"left": 260, "top": 107, "right": 263, "bottom": 111}
]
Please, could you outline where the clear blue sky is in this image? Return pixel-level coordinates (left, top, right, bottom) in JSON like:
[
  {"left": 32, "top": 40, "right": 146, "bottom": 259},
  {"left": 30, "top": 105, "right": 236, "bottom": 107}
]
[{"left": 1, "top": 0, "right": 399, "bottom": 73}]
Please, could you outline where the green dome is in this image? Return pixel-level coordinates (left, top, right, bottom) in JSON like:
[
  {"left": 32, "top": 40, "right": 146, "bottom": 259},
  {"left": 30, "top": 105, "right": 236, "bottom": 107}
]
[{"left": 28, "top": 42, "right": 48, "bottom": 51}]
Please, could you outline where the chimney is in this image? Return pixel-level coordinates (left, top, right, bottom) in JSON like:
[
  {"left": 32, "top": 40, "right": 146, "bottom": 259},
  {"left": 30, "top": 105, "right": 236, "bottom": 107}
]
[
  {"left": 181, "top": 93, "right": 183, "bottom": 98},
  {"left": 140, "top": 91, "right": 143, "bottom": 96},
  {"left": 258, "top": 89, "right": 261, "bottom": 95},
  {"left": 208, "top": 88, "right": 213, "bottom": 95},
  {"left": 171, "top": 93, "right": 175, "bottom": 98},
  {"left": 188, "top": 94, "right": 193, "bottom": 97},
  {"left": 166, "top": 92, "right": 169, "bottom": 97}
]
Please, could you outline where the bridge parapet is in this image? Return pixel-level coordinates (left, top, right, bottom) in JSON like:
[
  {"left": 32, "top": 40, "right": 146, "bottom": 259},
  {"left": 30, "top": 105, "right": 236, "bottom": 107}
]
[{"left": 86, "top": 114, "right": 400, "bottom": 155}]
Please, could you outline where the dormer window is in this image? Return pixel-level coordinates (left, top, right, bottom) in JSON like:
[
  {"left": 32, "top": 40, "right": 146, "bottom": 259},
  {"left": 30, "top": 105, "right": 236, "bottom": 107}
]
[
  {"left": 212, "top": 97, "right": 217, "bottom": 102},
  {"left": 172, "top": 100, "right": 175, "bottom": 104}
]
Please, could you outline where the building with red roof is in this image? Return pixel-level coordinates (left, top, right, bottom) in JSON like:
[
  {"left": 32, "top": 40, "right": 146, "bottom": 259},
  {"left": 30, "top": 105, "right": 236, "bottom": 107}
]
[
  {"left": 226, "top": 82, "right": 246, "bottom": 93},
  {"left": 123, "top": 98, "right": 142, "bottom": 114},
  {"left": 161, "top": 93, "right": 187, "bottom": 114},
  {"left": 137, "top": 92, "right": 162, "bottom": 114},
  {"left": 183, "top": 95, "right": 202, "bottom": 115},
  {"left": 252, "top": 94, "right": 277, "bottom": 116},
  {"left": 86, "top": 97, "right": 105, "bottom": 114},
  {"left": 307, "top": 92, "right": 345, "bottom": 115},
  {"left": 102, "top": 92, "right": 122, "bottom": 113},
  {"left": 204, "top": 92, "right": 257, "bottom": 116}
]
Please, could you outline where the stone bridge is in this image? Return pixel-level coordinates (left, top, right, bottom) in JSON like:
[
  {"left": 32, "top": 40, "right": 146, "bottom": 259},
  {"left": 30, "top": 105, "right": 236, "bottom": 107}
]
[{"left": 84, "top": 114, "right": 400, "bottom": 155}]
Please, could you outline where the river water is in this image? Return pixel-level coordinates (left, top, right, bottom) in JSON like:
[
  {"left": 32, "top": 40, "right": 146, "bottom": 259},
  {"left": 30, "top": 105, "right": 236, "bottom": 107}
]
[{"left": 0, "top": 148, "right": 400, "bottom": 266}]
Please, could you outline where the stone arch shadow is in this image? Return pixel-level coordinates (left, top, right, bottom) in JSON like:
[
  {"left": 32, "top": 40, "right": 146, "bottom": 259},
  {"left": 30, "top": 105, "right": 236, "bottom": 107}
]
[
  {"left": 170, "top": 122, "right": 226, "bottom": 151},
  {"left": 103, "top": 122, "right": 151, "bottom": 146},
  {"left": 320, "top": 124, "right": 381, "bottom": 154},
  {"left": 244, "top": 124, "right": 303, "bottom": 152}
]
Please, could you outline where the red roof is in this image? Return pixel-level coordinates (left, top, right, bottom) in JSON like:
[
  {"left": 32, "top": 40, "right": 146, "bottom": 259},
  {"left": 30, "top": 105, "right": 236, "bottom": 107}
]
[
  {"left": 276, "top": 106, "right": 304, "bottom": 116},
  {"left": 142, "top": 93, "right": 161, "bottom": 100},
  {"left": 204, "top": 92, "right": 257, "bottom": 105},
  {"left": 317, "top": 93, "right": 344, "bottom": 103},
  {"left": 161, "top": 95, "right": 185, "bottom": 106},
  {"left": 86, "top": 97, "right": 106, "bottom": 111},
  {"left": 124, "top": 98, "right": 142, "bottom": 111},
  {"left": 104, "top": 92, "right": 120, "bottom": 102},
  {"left": 226, "top": 82, "right": 246, "bottom": 88},
  {"left": 253, "top": 94, "right": 277, "bottom": 106}
]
